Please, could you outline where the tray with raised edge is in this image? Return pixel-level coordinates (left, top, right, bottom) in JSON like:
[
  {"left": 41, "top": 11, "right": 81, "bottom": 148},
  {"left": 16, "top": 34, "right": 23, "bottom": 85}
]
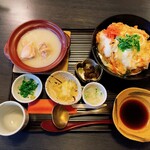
[{"left": 9, "top": 29, "right": 150, "bottom": 132}]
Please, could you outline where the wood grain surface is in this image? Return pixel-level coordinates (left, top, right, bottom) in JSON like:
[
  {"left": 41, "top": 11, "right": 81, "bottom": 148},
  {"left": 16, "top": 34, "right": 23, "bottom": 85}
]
[{"left": 0, "top": 0, "right": 150, "bottom": 150}]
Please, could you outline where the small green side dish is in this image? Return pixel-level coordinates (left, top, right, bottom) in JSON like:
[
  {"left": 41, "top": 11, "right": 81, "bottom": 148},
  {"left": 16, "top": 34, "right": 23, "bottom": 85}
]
[{"left": 11, "top": 73, "right": 42, "bottom": 103}]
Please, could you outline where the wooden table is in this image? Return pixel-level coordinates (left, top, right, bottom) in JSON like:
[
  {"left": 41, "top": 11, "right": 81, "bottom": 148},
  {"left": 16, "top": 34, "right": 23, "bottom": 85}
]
[{"left": 0, "top": 0, "right": 150, "bottom": 149}]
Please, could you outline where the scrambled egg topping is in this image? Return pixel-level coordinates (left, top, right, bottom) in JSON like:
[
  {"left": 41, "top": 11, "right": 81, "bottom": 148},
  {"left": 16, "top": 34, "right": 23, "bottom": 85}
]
[{"left": 96, "top": 22, "right": 150, "bottom": 76}]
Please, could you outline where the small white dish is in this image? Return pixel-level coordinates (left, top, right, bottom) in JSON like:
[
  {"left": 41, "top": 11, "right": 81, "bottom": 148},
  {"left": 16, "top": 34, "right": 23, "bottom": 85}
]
[
  {"left": 45, "top": 71, "right": 82, "bottom": 105},
  {"left": 0, "top": 101, "right": 29, "bottom": 136},
  {"left": 82, "top": 82, "right": 107, "bottom": 108},
  {"left": 11, "top": 73, "right": 42, "bottom": 103}
]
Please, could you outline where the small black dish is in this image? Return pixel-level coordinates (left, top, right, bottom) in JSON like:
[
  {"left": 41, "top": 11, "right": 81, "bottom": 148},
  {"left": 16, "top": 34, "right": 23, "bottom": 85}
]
[
  {"left": 75, "top": 58, "right": 103, "bottom": 83},
  {"left": 92, "top": 14, "right": 150, "bottom": 80}
]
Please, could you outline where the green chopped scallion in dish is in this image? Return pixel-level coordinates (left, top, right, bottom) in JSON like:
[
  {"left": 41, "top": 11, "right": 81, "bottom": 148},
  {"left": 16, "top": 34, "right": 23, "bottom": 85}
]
[
  {"left": 19, "top": 77, "right": 38, "bottom": 98},
  {"left": 117, "top": 34, "right": 140, "bottom": 52}
]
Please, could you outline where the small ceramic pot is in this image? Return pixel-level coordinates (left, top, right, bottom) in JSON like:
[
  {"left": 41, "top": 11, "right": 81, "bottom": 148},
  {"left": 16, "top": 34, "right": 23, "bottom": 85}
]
[{"left": 4, "top": 20, "right": 70, "bottom": 73}]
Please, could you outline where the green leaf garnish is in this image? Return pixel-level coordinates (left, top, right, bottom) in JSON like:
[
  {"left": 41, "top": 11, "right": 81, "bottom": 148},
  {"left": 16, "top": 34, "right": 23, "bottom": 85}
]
[
  {"left": 19, "top": 77, "right": 38, "bottom": 98},
  {"left": 117, "top": 34, "right": 140, "bottom": 52}
]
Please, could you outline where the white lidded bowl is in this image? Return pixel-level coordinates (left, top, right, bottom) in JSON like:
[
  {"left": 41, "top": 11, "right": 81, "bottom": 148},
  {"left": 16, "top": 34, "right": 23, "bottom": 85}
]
[
  {"left": 11, "top": 73, "right": 42, "bottom": 103},
  {"left": 45, "top": 71, "right": 82, "bottom": 105},
  {"left": 0, "top": 101, "right": 29, "bottom": 136},
  {"left": 82, "top": 82, "right": 107, "bottom": 108}
]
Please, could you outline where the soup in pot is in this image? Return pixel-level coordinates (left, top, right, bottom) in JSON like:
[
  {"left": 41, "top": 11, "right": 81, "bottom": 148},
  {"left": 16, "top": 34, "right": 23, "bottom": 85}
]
[{"left": 17, "top": 28, "right": 61, "bottom": 68}]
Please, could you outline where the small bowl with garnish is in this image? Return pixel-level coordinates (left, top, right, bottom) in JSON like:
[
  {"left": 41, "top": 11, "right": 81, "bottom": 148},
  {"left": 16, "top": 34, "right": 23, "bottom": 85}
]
[
  {"left": 75, "top": 58, "right": 103, "bottom": 83},
  {"left": 45, "top": 71, "right": 82, "bottom": 105},
  {"left": 82, "top": 82, "right": 107, "bottom": 108},
  {"left": 11, "top": 73, "right": 42, "bottom": 103}
]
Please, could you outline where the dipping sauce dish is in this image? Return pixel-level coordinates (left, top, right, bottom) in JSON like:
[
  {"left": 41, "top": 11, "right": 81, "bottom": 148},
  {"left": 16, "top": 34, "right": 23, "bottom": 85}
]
[{"left": 113, "top": 87, "right": 150, "bottom": 142}]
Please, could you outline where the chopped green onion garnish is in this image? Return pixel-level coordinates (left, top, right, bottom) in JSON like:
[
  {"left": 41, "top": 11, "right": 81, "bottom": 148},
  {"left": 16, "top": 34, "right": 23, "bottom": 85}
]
[
  {"left": 18, "top": 77, "right": 38, "bottom": 98},
  {"left": 117, "top": 34, "right": 140, "bottom": 52}
]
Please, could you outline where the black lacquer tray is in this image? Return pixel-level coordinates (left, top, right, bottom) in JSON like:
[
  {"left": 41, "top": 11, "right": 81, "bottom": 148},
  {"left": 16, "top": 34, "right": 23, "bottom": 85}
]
[{"left": 9, "top": 29, "right": 150, "bottom": 132}]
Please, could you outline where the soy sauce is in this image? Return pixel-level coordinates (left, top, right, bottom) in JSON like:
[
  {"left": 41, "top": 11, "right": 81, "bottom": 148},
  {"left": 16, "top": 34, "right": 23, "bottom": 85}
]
[{"left": 120, "top": 100, "right": 149, "bottom": 130}]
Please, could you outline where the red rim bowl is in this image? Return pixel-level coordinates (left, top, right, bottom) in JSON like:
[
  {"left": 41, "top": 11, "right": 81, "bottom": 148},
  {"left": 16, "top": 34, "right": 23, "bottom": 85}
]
[{"left": 4, "top": 20, "right": 70, "bottom": 73}]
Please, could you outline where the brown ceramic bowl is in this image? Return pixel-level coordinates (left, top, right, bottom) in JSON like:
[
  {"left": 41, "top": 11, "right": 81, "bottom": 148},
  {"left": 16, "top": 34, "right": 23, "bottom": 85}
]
[{"left": 4, "top": 20, "right": 70, "bottom": 73}]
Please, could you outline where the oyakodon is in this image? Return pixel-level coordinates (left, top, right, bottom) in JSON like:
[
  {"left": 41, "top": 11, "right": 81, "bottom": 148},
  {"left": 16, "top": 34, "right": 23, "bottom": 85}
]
[{"left": 96, "top": 22, "right": 150, "bottom": 76}]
